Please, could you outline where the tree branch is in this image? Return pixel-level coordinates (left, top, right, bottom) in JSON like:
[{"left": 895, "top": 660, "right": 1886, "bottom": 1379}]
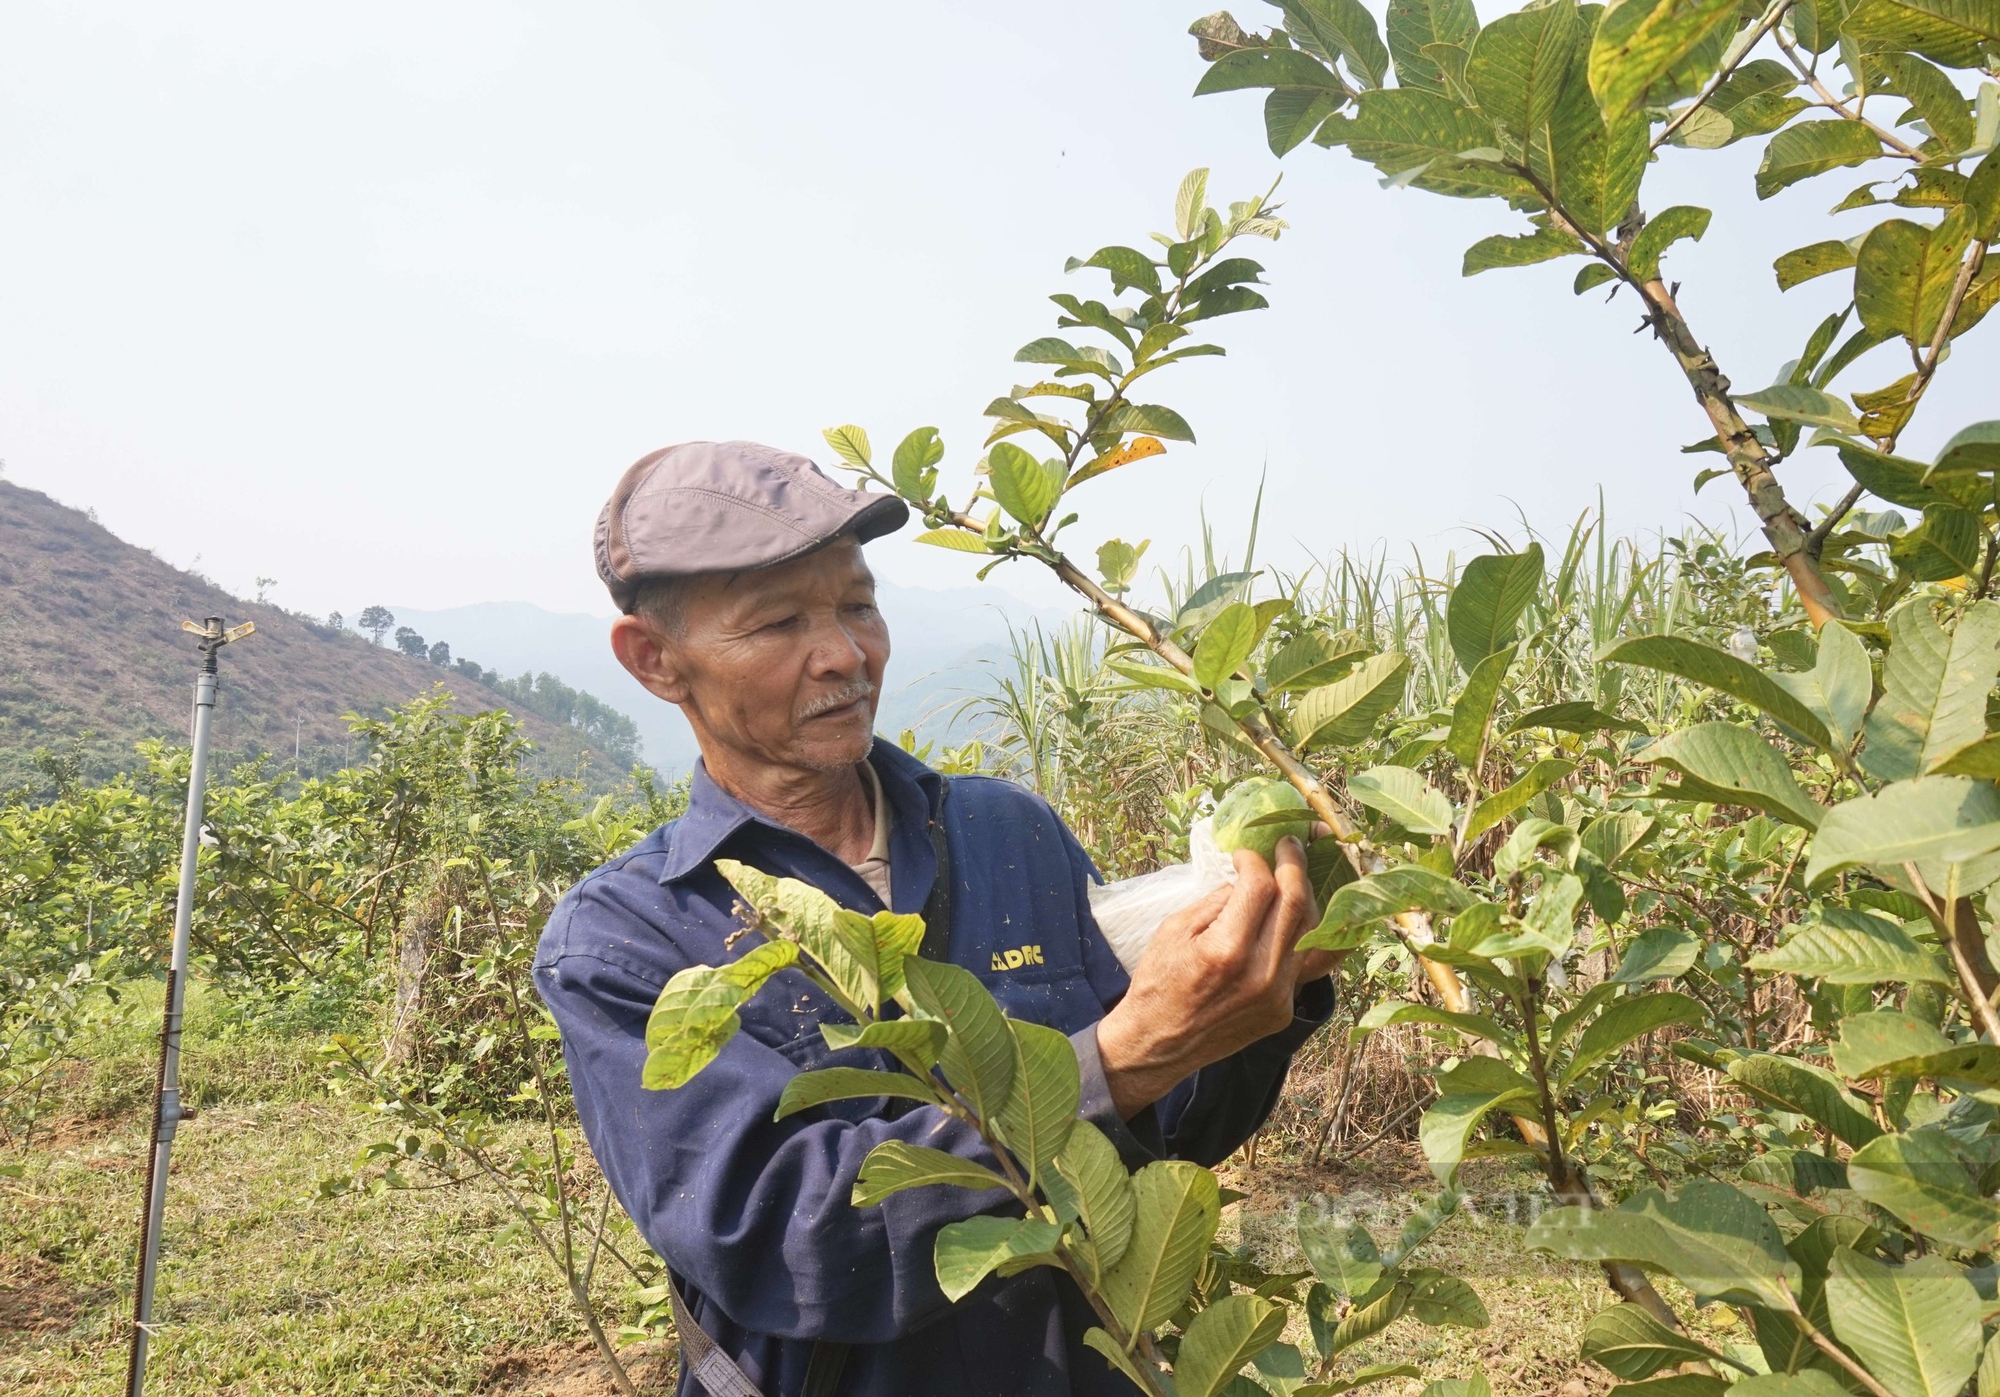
[
  {"left": 1773, "top": 31, "right": 1924, "bottom": 159},
  {"left": 1653, "top": 0, "right": 1797, "bottom": 150}
]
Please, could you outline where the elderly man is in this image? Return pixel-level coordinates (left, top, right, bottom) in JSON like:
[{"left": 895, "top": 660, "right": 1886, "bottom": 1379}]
[{"left": 535, "top": 441, "right": 1334, "bottom": 1397}]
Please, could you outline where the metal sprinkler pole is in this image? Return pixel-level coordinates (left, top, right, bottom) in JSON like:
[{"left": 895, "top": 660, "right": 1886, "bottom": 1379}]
[{"left": 126, "top": 615, "right": 252, "bottom": 1397}]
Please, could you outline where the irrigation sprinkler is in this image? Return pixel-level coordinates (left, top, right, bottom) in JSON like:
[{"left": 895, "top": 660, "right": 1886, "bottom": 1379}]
[{"left": 125, "top": 614, "right": 253, "bottom": 1397}]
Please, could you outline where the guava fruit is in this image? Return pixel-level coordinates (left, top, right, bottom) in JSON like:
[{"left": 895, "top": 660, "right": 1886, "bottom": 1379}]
[{"left": 1212, "top": 777, "right": 1313, "bottom": 861}]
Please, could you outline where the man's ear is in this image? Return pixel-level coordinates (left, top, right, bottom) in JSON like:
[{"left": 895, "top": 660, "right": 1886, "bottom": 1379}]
[{"left": 610, "top": 614, "right": 692, "bottom": 705}]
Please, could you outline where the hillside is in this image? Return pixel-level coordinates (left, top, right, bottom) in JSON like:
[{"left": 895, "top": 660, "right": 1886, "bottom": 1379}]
[{"left": 0, "top": 481, "right": 630, "bottom": 791}]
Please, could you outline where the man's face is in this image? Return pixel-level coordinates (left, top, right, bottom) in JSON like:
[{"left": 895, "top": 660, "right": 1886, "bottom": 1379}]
[{"left": 618, "top": 539, "right": 890, "bottom": 775}]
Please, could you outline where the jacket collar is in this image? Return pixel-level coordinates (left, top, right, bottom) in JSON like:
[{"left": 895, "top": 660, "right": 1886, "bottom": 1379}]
[{"left": 658, "top": 737, "right": 943, "bottom": 907}]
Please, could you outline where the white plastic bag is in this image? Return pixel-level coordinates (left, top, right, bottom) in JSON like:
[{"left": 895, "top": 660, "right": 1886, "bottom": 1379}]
[{"left": 1087, "top": 817, "right": 1238, "bottom": 974}]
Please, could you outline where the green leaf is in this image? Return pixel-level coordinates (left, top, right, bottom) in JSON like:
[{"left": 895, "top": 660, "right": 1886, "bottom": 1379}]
[
  {"left": 1864, "top": 600, "right": 2000, "bottom": 784},
  {"left": 1197, "top": 45, "right": 1347, "bottom": 94},
  {"left": 1082, "top": 1328, "right": 1158, "bottom": 1389},
  {"left": 1775, "top": 239, "right": 1859, "bottom": 291},
  {"left": 1507, "top": 701, "right": 1647, "bottom": 737},
  {"left": 1575, "top": 262, "right": 1620, "bottom": 293},
  {"left": 1635, "top": 723, "right": 1826, "bottom": 830},
  {"left": 1809, "top": 774, "right": 2000, "bottom": 892},
  {"left": 1306, "top": 866, "right": 1478, "bottom": 949},
  {"left": 1755, "top": 120, "right": 1886, "bottom": 199},
  {"left": 1422, "top": 1085, "right": 1537, "bottom": 1188},
  {"left": 1448, "top": 545, "right": 1544, "bottom": 674},
  {"left": 774, "top": 1066, "right": 938, "bottom": 1120},
  {"left": 1846, "top": 1129, "right": 2000, "bottom": 1248},
  {"left": 1930, "top": 421, "right": 2000, "bottom": 479},
  {"left": 1730, "top": 1053, "right": 1882, "bottom": 1152},
  {"left": 1106, "top": 655, "right": 1204, "bottom": 695},
  {"left": 1355, "top": 998, "right": 1516, "bottom": 1047},
  {"left": 1298, "top": 1212, "right": 1386, "bottom": 1297},
  {"left": 1099, "top": 1160, "right": 1221, "bottom": 1336},
  {"left": 1448, "top": 644, "right": 1504, "bottom": 760},
  {"left": 1778, "top": 617, "right": 1872, "bottom": 753},
  {"left": 1467, "top": 0, "right": 1584, "bottom": 147},
  {"left": 1072, "top": 245, "right": 1166, "bottom": 297},
  {"left": 904, "top": 958, "right": 1015, "bottom": 1121},
  {"left": 851, "top": 1140, "right": 1011, "bottom": 1207},
  {"left": 1825, "top": 1249, "right": 1981, "bottom": 1397},
  {"left": 819, "top": 1017, "right": 949, "bottom": 1063},
  {"left": 1388, "top": 0, "right": 1481, "bottom": 93},
  {"left": 1748, "top": 908, "right": 1951, "bottom": 983},
  {"left": 1292, "top": 651, "right": 1411, "bottom": 749},
  {"left": 1598, "top": 634, "right": 1835, "bottom": 750},
  {"left": 934, "top": 1215, "right": 1062, "bottom": 1302},
  {"left": 1842, "top": 0, "right": 2000, "bottom": 67},
  {"left": 1047, "top": 1121, "right": 1135, "bottom": 1275},
  {"left": 1417, "top": 1378, "right": 1494, "bottom": 1397},
  {"left": 1581, "top": 811, "right": 1657, "bottom": 868},
  {"left": 716, "top": 861, "right": 919, "bottom": 1013},
  {"left": 1317, "top": 89, "right": 1534, "bottom": 201},
  {"left": 1735, "top": 384, "right": 1862, "bottom": 435},
  {"left": 891, "top": 427, "right": 943, "bottom": 501},
  {"left": 1268, "top": 630, "right": 1370, "bottom": 691},
  {"left": 822, "top": 424, "right": 872, "bottom": 468},
  {"left": 1613, "top": 927, "right": 1700, "bottom": 983},
  {"left": 642, "top": 939, "right": 801, "bottom": 1090},
  {"left": 1871, "top": 52, "right": 1977, "bottom": 153},
  {"left": 1724, "top": 1376, "right": 1847, "bottom": 1397},
  {"left": 1582, "top": 1303, "right": 1730, "bottom": 1379},
  {"left": 1405, "top": 1268, "right": 1489, "bottom": 1327},
  {"left": 986, "top": 441, "right": 1065, "bottom": 528},
  {"left": 1464, "top": 758, "right": 1577, "bottom": 841},
  {"left": 1348, "top": 766, "right": 1456, "bottom": 836},
  {"left": 1628, "top": 205, "right": 1713, "bottom": 280},
  {"left": 1098, "top": 402, "right": 1196, "bottom": 443},
  {"left": 1194, "top": 602, "right": 1261, "bottom": 690},
  {"left": 1492, "top": 816, "right": 1580, "bottom": 880},
  {"left": 1285, "top": 0, "right": 1395, "bottom": 89},
  {"left": 1525, "top": 1181, "right": 1802, "bottom": 1307},
  {"left": 1462, "top": 226, "right": 1586, "bottom": 275},
  {"left": 993, "top": 1019, "right": 1079, "bottom": 1185},
  {"left": 1856, "top": 218, "right": 1970, "bottom": 349},
  {"left": 1546, "top": 34, "right": 1652, "bottom": 235},
  {"left": 1829, "top": 1008, "right": 1963, "bottom": 1077},
  {"left": 1890, "top": 504, "right": 1986, "bottom": 581},
  {"left": 1562, "top": 993, "right": 1705, "bottom": 1086},
  {"left": 1176, "top": 1293, "right": 1290, "bottom": 1397},
  {"left": 1588, "top": 0, "right": 1739, "bottom": 118},
  {"left": 1267, "top": 87, "right": 1347, "bottom": 155},
  {"left": 915, "top": 528, "right": 994, "bottom": 554}
]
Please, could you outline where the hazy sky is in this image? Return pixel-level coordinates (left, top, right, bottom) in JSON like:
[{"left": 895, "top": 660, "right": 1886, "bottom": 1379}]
[{"left": 3, "top": 2, "right": 1992, "bottom": 622}]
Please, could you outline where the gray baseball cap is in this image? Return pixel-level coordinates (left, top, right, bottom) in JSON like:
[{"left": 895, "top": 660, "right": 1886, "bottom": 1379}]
[{"left": 594, "top": 440, "right": 909, "bottom": 612}]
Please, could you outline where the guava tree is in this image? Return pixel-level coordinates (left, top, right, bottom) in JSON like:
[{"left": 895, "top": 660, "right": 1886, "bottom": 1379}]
[{"left": 1186, "top": 0, "right": 1997, "bottom": 629}]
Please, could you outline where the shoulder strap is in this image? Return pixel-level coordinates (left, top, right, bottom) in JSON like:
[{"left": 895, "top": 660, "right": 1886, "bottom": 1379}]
[
  {"left": 918, "top": 777, "right": 953, "bottom": 963},
  {"left": 668, "top": 1272, "right": 848, "bottom": 1397}
]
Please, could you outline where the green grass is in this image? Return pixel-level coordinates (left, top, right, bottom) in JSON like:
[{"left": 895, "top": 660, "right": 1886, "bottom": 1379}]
[
  {"left": 1, "top": 986, "right": 654, "bottom": 1397},
  {"left": 3, "top": 987, "right": 1703, "bottom": 1396}
]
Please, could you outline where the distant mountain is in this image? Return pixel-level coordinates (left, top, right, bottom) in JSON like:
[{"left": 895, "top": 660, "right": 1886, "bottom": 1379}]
[
  {"left": 0, "top": 481, "right": 630, "bottom": 791},
  {"left": 388, "top": 580, "right": 1070, "bottom": 774}
]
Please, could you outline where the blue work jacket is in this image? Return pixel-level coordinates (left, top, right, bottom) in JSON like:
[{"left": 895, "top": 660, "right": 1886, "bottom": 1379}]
[{"left": 533, "top": 738, "right": 1332, "bottom": 1397}]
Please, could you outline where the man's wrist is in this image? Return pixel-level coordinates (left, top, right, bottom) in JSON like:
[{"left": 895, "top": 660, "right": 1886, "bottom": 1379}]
[{"left": 1095, "top": 1003, "right": 1187, "bottom": 1120}]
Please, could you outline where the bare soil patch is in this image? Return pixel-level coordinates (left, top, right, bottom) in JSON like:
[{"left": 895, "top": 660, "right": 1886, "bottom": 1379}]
[
  {"left": 480, "top": 1339, "right": 678, "bottom": 1396},
  {"left": 0, "top": 1254, "right": 81, "bottom": 1341}
]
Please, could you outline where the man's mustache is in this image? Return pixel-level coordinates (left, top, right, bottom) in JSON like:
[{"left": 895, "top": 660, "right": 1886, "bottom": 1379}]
[{"left": 796, "top": 678, "right": 876, "bottom": 721}]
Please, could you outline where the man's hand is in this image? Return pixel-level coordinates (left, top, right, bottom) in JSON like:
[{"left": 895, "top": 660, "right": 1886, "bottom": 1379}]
[{"left": 1095, "top": 836, "right": 1333, "bottom": 1120}]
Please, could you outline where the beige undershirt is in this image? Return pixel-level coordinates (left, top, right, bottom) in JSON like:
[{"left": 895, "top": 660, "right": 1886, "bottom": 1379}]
[{"left": 848, "top": 758, "right": 893, "bottom": 905}]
